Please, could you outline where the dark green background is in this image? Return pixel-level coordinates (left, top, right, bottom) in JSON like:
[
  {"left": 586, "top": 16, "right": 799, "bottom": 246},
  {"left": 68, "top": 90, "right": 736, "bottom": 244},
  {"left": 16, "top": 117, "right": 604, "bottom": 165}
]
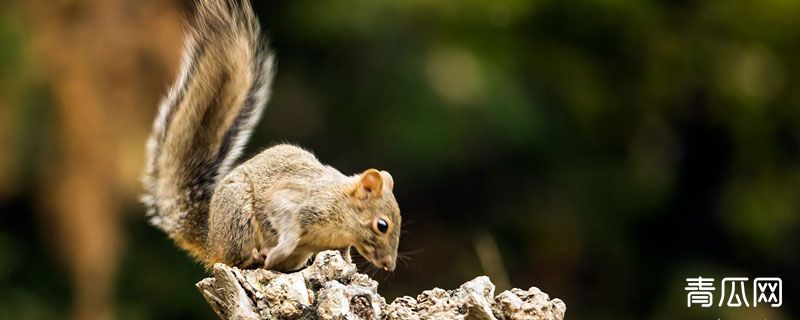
[{"left": 1, "top": 0, "right": 798, "bottom": 319}]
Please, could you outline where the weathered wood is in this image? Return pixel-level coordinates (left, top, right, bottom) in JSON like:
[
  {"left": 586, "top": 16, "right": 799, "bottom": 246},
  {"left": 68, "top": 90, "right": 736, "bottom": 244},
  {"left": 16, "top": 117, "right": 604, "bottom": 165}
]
[{"left": 197, "top": 251, "right": 566, "bottom": 320}]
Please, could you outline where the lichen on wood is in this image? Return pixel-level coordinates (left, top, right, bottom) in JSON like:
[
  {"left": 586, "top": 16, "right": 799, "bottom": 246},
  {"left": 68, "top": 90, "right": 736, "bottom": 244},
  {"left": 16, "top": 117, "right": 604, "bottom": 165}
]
[{"left": 196, "top": 251, "right": 566, "bottom": 320}]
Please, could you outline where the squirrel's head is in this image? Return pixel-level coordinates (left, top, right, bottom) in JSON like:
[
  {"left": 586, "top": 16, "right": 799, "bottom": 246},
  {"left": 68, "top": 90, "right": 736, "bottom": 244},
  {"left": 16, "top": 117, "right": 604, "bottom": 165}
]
[{"left": 346, "top": 168, "right": 401, "bottom": 271}]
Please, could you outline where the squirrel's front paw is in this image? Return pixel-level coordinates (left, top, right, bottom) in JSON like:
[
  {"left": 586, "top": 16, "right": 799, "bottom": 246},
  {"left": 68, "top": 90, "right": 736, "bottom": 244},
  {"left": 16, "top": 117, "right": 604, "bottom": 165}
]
[
  {"left": 242, "top": 247, "right": 270, "bottom": 269},
  {"left": 252, "top": 247, "right": 269, "bottom": 260}
]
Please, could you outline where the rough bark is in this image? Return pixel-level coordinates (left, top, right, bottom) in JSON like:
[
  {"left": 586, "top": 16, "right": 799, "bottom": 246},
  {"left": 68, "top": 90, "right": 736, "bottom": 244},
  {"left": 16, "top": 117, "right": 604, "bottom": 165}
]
[{"left": 197, "top": 251, "right": 566, "bottom": 320}]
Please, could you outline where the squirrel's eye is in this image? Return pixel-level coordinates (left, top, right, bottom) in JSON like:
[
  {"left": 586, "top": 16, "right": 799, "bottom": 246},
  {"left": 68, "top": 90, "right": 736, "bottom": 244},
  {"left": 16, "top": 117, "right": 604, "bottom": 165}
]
[{"left": 376, "top": 218, "right": 389, "bottom": 233}]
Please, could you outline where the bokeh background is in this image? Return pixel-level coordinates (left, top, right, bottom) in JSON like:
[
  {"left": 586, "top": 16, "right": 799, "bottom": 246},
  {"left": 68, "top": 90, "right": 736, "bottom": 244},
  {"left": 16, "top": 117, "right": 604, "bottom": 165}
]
[{"left": 0, "top": 0, "right": 798, "bottom": 319}]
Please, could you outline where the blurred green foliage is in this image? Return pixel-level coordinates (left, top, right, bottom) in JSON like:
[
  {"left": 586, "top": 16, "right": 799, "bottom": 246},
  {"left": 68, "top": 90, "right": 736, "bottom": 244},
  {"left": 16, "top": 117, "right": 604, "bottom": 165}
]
[{"left": 1, "top": 0, "right": 799, "bottom": 319}]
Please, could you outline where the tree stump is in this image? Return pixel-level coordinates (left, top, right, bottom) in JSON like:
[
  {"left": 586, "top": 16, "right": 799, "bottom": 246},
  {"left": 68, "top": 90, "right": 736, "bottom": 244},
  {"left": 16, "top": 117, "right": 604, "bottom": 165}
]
[{"left": 197, "top": 251, "right": 566, "bottom": 320}]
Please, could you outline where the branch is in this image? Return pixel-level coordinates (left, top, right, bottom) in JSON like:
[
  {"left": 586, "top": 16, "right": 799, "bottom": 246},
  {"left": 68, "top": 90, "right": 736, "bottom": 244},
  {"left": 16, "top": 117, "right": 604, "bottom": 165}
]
[{"left": 196, "top": 251, "right": 566, "bottom": 320}]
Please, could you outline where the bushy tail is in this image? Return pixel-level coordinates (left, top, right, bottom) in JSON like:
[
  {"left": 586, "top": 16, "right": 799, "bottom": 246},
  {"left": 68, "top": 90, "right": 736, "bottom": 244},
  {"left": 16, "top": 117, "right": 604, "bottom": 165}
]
[{"left": 141, "top": 0, "right": 275, "bottom": 259}]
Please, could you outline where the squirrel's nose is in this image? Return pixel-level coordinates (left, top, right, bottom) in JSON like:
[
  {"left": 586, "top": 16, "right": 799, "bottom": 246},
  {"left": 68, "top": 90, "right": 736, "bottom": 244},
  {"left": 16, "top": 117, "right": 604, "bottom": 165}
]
[{"left": 381, "top": 257, "right": 396, "bottom": 272}]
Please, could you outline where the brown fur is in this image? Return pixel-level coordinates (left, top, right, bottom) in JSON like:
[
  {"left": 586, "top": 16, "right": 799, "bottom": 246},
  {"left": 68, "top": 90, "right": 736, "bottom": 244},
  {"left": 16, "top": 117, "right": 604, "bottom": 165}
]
[
  {"left": 207, "top": 145, "right": 401, "bottom": 271},
  {"left": 142, "top": 0, "right": 401, "bottom": 271}
]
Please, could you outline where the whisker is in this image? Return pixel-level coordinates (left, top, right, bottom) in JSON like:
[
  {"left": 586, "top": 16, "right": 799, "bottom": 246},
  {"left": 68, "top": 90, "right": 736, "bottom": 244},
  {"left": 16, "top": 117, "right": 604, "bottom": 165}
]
[
  {"left": 396, "top": 255, "right": 413, "bottom": 271},
  {"left": 397, "top": 256, "right": 409, "bottom": 270},
  {"left": 402, "top": 219, "right": 418, "bottom": 227},
  {"left": 397, "top": 254, "right": 422, "bottom": 271},
  {"left": 398, "top": 246, "right": 426, "bottom": 256}
]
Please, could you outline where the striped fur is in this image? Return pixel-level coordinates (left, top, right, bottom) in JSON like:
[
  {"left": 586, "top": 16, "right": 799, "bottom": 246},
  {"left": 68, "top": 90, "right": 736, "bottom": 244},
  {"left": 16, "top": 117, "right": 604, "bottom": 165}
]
[{"left": 141, "top": 0, "right": 275, "bottom": 260}]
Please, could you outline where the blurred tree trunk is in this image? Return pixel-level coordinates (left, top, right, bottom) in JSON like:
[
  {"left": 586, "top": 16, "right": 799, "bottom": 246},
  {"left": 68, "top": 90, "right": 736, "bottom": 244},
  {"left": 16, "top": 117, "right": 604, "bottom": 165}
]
[{"left": 21, "top": 0, "right": 187, "bottom": 319}]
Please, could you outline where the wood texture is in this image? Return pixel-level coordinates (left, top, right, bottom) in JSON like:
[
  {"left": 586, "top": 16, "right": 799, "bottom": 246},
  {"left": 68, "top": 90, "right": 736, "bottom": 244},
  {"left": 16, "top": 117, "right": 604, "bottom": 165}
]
[{"left": 197, "top": 251, "right": 566, "bottom": 320}]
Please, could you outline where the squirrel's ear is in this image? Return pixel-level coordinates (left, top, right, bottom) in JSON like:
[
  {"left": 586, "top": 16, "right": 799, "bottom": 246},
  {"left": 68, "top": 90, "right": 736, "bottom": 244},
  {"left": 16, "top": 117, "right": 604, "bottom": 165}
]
[
  {"left": 354, "top": 169, "right": 383, "bottom": 198},
  {"left": 380, "top": 170, "right": 394, "bottom": 191}
]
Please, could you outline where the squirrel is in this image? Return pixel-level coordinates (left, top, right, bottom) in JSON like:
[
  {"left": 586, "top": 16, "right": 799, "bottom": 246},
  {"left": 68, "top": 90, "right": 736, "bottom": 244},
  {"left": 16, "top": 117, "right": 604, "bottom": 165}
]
[{"left": 141, "top": 0, "right": 401, "bottom": 272}]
